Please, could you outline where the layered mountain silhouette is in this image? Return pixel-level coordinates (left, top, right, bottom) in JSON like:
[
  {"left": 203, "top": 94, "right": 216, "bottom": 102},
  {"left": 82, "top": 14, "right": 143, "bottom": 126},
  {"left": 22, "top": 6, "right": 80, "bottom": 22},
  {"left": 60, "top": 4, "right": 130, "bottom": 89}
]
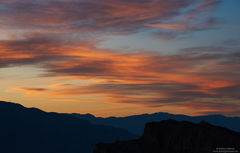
[
  {"left": 2, "top": 100, "right": 240, "bottom": 153},
  {"left": 72, "top": 112, "right": 240, "bottom": 135},
  {"left": 94, "top": 119, "right": 240, "bottom": 153},
  {"left": 0, "top": 101, "right": 136, "bottom": 153}
]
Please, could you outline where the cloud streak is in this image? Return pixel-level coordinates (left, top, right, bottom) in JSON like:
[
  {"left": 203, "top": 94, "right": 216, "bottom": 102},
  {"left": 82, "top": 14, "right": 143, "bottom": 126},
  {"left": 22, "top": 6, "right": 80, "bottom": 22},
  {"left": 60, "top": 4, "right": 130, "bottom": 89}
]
[{"left": 16, "top": 87, "right": 48, "bottom": 92}]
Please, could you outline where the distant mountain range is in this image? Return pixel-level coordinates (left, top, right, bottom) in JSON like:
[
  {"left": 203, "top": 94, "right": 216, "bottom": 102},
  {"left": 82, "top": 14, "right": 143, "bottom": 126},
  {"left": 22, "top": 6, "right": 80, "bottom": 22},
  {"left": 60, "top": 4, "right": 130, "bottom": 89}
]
[
  {"left": 0, "top": 101, "right": 136, "bottom": 153},
  {"left": 94, "top": 119, "right": 240, "bottom": 153},
  {"left": 72, "top": 112, "right": 240, "bottom": 135}
]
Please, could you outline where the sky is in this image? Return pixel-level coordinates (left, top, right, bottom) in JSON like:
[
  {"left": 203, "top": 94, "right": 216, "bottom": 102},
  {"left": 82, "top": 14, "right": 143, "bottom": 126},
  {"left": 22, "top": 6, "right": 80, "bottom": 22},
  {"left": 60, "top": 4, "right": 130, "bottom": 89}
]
[{"left": 0, "top": 0, "right": 240, "bottom": 117}]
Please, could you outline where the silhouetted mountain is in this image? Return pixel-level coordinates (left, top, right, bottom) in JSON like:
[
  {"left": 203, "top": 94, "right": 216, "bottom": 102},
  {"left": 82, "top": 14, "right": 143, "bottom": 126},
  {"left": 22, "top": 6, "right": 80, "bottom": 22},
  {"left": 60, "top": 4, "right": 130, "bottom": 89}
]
[
  {"left": 94, "top": 119, "right": 240, "bottom": 153},
  {"left": 72, "top": 112, "right": 240, "bottom": 135},
  {"left": 0, "top": 101, "right": 136, "bottom": 153}
]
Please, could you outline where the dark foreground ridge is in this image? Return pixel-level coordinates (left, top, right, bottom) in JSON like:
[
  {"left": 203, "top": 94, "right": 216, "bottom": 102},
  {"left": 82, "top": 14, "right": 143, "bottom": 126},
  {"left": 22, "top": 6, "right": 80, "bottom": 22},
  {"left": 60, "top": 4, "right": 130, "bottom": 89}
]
[
  {"left": 0, "top": 101, "right": 136, "bottom": 153},
  {"left": 94, "top": 119, "right": 240, "bottom": 153}
]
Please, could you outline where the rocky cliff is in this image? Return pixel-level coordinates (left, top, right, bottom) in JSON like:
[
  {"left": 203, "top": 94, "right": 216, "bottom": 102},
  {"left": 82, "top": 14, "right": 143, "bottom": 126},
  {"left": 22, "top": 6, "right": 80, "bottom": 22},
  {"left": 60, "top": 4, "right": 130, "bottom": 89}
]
[{"left": 94, "top": 119, "right": 240, "bottom": 153}]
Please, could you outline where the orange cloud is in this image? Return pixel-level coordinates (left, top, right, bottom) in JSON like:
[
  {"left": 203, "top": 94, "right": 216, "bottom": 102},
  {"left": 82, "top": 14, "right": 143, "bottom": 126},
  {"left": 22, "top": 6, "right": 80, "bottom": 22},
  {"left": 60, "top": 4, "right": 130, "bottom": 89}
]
[{"left": 1, "top": 33, "right": 239, "bottom": 116}]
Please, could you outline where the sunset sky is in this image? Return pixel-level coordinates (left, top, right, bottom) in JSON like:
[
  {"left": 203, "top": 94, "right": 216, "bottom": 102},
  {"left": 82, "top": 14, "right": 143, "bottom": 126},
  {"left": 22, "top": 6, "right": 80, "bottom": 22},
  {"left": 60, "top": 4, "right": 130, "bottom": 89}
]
[{"left": 0, "top": 0, "right": 240, "bottom": 117}]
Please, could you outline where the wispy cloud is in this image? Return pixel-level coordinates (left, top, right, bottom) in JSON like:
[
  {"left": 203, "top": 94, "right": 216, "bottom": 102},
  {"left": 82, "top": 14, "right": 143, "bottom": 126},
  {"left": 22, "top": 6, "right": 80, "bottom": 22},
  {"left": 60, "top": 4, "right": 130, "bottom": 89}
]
[{"left": 0, "top": 0, "right": 221, "bottom": 35}]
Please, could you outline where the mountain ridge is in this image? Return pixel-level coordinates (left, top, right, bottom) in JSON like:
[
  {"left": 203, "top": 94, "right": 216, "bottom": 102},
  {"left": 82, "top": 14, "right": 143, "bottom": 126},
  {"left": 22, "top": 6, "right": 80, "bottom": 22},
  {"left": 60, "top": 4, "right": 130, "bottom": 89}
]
[
  {"left": 72, "top": 112, "right": 240, "bottom": 135},
  {"left": 0, "top": 101, "right": 137, "bottom": 153}
]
